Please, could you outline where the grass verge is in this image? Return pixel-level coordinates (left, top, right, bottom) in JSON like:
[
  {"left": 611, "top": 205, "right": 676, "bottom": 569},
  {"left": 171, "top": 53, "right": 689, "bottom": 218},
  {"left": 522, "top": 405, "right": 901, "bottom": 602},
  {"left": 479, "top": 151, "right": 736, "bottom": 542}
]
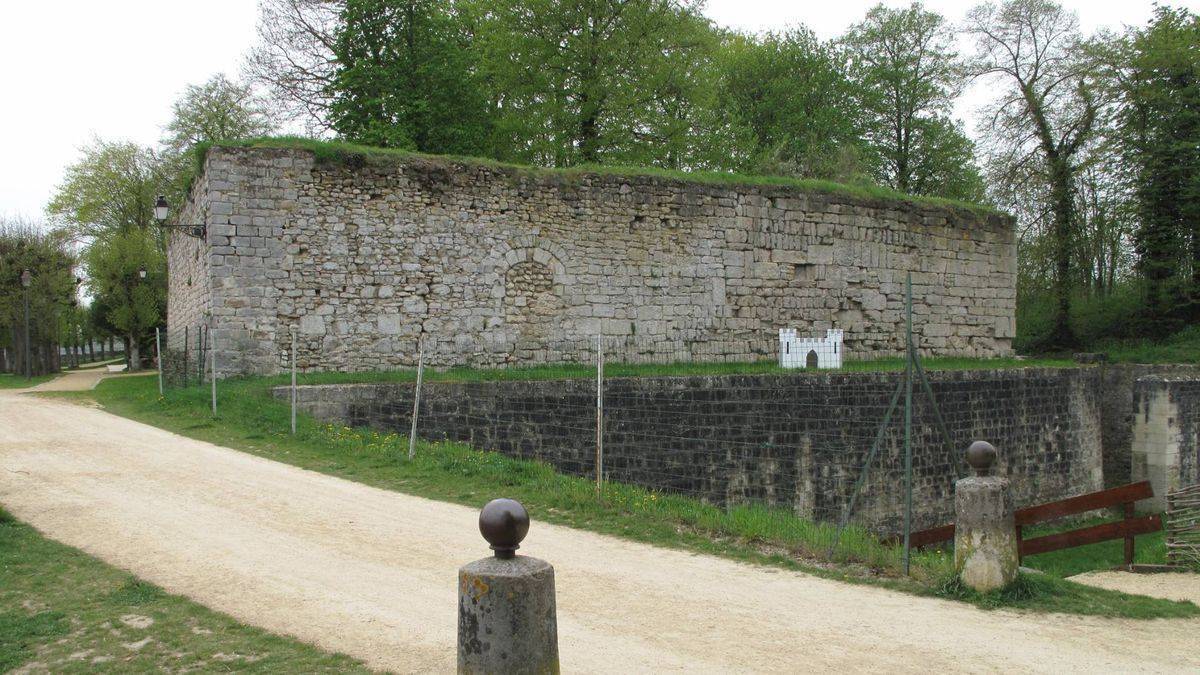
[
  {"left": 0, "top": 506, "right": 366, "bottom": 672},
  {"left": 56, "top": 375, "right": 1199, "bottom": 620},
  {"left": 0, "top": 373, "right": 56, "bottom": 389}
]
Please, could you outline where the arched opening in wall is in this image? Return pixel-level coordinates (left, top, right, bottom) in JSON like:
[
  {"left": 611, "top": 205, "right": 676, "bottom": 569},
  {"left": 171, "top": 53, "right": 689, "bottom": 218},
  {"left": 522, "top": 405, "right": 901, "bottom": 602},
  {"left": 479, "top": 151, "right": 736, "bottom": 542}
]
[
  {"left": 806, "top": 350, "right": 818, "bottom": 369},
  {"left": 505, "top": 261, "right": 564, "bottom": 351}
]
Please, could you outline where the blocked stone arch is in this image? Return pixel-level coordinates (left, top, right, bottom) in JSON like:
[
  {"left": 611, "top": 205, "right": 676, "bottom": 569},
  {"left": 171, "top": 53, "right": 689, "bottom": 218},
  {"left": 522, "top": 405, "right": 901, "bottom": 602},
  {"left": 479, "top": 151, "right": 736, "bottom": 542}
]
[{"left": 483, "top": 242, "right": 570, "bottom": 344}]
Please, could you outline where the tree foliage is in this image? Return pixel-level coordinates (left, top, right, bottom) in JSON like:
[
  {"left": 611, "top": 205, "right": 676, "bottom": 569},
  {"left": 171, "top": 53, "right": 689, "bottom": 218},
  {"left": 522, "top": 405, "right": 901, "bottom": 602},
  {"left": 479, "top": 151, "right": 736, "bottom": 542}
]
[
  {"left": 46, "top": 139, "right": 161, "bottom": 240},
  {"left": 329, "top": 0, "right": 492, "bottom": 154},
  {"left": 718, "top": 29, "right": 869, "bottom": 181},
  {"left": 0, "top": 217, "right": 77, "bottom": 376},
  {"left": 1103, "top": 6, "right": 1200, "bottom": 328},
  {"left": 843, "top": 3, "right": 985, "bottom": 201},
  {"left": 163, "top": 74, "right": 275, "bottom": 155},
  {"left": 966, "top": 0, "right": 1099, "bottom": 349}
]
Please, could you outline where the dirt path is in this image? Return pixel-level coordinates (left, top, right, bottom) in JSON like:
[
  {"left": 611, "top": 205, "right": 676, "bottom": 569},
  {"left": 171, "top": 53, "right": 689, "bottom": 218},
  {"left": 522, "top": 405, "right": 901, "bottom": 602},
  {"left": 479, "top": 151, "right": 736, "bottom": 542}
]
[
  {"left": 1070, "top": 571, "right": 1200, "bottom": 606},
  {"left": 1, "top": 391, "right": 1197, "bottom": 673}
]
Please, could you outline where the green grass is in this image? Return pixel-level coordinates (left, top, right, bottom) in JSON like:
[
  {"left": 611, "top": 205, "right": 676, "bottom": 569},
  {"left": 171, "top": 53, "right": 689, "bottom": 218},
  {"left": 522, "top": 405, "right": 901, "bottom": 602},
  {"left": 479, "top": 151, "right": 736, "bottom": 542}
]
[
  {"left": 267, "top": 355, "right": 1076, "bottom": 388},
  {"left": 67, "top": 375, "right": 1197, "bottom": 619},
  {"left": 1019, "top": 516, "right": 1168, "bottom": 578},
  {"left": 1096, "top": 325, "right": 1200, "bottom": 364},
  {"left": 189, "top": 136, "right": 1003, "bottom": 218},
  {"left": 0, "top": 373, "right": 56, "bottom": 389},
  {"left": 0, "top": 506, "right": 367, "bottom": 672},
  {"left": 934, "top": 571, "right": 1196, "bottom": 618}
]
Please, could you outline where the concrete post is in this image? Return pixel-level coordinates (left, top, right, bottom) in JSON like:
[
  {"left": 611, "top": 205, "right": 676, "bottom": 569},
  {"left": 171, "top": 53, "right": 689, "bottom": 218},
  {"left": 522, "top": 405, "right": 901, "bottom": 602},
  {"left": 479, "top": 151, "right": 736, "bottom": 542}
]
[
  {"left": 954, "top": 441, "right": 1019, "bottom": 593},
  {"left": 458, "top": 498, "right": 559, "bottom": 675}
]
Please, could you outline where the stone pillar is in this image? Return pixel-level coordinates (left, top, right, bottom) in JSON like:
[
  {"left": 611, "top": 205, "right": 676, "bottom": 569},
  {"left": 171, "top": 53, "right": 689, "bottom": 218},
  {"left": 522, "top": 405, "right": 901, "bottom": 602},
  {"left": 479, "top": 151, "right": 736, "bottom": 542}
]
[
  {"left": 458, "top": 498, "right": 559, "bottom": 675},
  {"left": 954, "top": 441, "right": 1019, "bottom": 593}
]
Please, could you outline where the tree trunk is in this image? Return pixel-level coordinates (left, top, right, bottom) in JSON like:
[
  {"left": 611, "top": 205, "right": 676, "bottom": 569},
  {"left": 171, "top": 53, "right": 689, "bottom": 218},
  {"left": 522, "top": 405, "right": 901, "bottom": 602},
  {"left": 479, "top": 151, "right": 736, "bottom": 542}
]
[
  {"left": 1047, "top": 159, "right": 1078, "bottom": 349},
  {"left": 127, "top": 335, "right": 139, "bottom": 372}
]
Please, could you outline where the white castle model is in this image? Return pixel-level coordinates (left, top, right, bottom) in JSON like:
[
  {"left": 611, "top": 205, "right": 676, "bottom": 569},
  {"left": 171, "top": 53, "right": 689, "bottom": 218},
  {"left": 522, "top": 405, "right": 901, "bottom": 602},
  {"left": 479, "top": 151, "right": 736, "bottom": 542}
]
[{"left": 778, "top": 328, "right": 844, "bottom": 369}]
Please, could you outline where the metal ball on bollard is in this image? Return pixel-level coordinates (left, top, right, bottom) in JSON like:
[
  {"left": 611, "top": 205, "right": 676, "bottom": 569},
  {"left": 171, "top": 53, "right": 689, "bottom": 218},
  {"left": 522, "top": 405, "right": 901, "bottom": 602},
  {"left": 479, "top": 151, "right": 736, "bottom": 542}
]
[{"left": 458, "top": 499, "right": 560, "bottom": 675}]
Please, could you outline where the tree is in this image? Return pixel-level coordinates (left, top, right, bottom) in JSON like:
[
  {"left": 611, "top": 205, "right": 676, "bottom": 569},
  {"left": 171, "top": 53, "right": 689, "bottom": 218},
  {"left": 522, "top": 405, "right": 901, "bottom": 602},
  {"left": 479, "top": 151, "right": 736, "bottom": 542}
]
[
  {"left": 243, "top": 0, "right": 342, "bottom": 134},
  {"left": 1103, "top": 6, "right": 1200, "bottom": 328},
  {"left": 82, "top": 230, "right": 164, "bottom": 372},
  {"left": 966, "top": 0, "right": 1098, "bottom": 349},
  {"left": 328, "top": 0, "right": 492, "bottom": 154},
  {"left": 0, "top": 216, "right": 77, "bottom": 376},
  {"left": 46, "top": 139, "right": 161, "bottom": 240},
  {"left": 843, "top": 3, "right": 984, "bottom": 200},
  {"left": 476, "top": 0, "right": 721, "bottom": 168},
  {"left": 163, "top": 74, "right": 275, "bottom": 155},
  {"left": 717, "top": 29, "right": 871, "bottom": 181},
  {"left": 48, "top": 139, "right": 167, "bottom": 371}
]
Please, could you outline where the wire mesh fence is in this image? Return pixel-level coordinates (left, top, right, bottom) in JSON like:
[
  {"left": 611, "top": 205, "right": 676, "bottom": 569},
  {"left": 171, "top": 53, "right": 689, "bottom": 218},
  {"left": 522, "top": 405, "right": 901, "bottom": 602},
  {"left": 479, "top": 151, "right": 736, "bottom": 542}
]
[{"left": 158, "top": 323, "right": 212, "bottom": 390}]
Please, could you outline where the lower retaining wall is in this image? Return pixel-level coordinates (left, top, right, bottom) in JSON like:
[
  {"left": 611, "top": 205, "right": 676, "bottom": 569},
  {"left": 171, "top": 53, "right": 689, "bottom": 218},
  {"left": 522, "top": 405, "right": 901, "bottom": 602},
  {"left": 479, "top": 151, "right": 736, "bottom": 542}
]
[{"left": 276, "top": 367, "right": 1103, "bottom": 533}]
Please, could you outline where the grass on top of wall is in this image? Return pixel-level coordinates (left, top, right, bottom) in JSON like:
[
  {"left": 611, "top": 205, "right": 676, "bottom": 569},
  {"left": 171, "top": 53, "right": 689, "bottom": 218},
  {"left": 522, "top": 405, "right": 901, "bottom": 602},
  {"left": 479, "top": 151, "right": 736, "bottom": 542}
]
[
  {"left": 46, "top": 374, "right": 1200, "bottom": 620},
  {"left": 271, "top": 355, "right": 1078, "bottom": 388},
  {"left": 187, "top": 136, "right": 1004, "bottom": 218}
]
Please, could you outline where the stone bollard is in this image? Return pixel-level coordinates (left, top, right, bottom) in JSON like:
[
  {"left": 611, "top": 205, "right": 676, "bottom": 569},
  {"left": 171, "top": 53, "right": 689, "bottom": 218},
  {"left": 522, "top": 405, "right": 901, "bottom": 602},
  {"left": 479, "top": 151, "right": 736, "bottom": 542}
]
[
  {"left": 458, "top": 498, "right": 559, "bottom": 675},
  {"left": 954, "top": 441, "right": 1019, "bottom": 593}
]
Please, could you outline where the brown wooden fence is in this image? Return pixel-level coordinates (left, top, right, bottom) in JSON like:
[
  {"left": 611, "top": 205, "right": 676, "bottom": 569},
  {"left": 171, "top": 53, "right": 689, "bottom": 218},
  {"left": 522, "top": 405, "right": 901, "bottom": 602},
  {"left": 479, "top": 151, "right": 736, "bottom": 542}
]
[{"left": 908, "top": 481, "right": 1161, "bottom": 565}]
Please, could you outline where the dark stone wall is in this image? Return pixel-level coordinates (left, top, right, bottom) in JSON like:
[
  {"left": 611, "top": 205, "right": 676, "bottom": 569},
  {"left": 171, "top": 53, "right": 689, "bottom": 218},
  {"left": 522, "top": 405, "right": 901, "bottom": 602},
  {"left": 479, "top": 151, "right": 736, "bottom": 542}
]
[{"left": 279, "top": 367, "right": 1102, "bottom": 533}]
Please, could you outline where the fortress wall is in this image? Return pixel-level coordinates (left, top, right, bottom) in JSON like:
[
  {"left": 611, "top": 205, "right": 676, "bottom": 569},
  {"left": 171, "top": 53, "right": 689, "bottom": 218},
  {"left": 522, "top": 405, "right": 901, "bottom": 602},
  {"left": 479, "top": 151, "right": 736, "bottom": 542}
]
[{"left": 170, "top": 146, "right": 1017, "bottom": 375}]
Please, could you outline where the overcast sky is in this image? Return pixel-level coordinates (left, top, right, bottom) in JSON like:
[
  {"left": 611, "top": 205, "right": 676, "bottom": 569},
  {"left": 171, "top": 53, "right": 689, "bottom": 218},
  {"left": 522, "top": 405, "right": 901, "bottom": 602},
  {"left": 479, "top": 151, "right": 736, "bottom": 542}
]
[{"left": 1, "top": 0, "right": 1194, "bottom": 221}]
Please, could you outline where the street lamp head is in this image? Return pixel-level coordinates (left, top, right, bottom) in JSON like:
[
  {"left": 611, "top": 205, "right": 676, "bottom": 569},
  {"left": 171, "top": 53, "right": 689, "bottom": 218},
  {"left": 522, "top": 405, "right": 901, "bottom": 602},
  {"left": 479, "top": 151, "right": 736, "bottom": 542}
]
[
  {"left": 20, "top": 268, "right": 31, "bottom": 288},
  {"left": 138, "top": 266, "right": 147, "bottom": 280},
  {"left": 154, "top": 195, "right": 169, "bottom": 222}
]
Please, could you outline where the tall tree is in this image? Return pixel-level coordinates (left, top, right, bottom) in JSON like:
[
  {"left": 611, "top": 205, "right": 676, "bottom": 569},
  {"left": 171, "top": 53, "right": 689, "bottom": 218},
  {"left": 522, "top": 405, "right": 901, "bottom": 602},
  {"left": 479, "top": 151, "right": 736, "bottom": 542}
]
[
  {"left": 47, "top": 139, "right": 161, "bottom": 240},
  {"left": 1103, "top": 6, "right": 1200, "bottom": 328},
  {"left": 966, "top": 0, "right": 1098, "bottom": 349},
  {"left": 328, "top": 0, "right": 493, "bottom": 154},
  {"left": 243, "top": 0, "right": 342, "bottom": 134},
  {"left": 81, "top": 230, "right": 164, "bottom": 372},
  {"left": 0, "top": 217, "right": 77, "bottom": 376},
  {"left": 843, "top": 3, "right": 984, "bottom": 200},
  {"left": 476, "top": 0, "right": 720, "bottom": 168},
  {"left": 48, "top": 140, "right": 166, "bottom": 371},
  {"left": 718, "top": 29, "right": 870, "bottom": 181},
  {"left": 163, "top": 74, "right": 275, "bottom": 155}
]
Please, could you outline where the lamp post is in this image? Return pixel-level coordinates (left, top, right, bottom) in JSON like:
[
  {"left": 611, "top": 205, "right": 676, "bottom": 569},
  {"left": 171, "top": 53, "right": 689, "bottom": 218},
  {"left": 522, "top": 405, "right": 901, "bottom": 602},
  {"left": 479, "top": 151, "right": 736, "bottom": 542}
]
[{"left": 20, "top": 268, "right": 31, "bottom": 380}]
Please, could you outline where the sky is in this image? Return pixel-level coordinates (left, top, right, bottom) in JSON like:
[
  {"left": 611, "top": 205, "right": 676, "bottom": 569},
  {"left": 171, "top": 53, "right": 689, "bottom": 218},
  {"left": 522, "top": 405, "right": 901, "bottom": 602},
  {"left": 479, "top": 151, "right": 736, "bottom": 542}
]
[{"left": 0, "top": 0, "right": 1194, "bottom": 221}]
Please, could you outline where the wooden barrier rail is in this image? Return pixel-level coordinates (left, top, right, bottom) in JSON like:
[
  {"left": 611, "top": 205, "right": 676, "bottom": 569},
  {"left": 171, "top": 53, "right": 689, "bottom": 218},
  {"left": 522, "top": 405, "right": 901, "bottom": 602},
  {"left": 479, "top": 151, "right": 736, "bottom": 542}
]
[{"left": 907, "top": 481, "right": 1160, "bottom": 565}]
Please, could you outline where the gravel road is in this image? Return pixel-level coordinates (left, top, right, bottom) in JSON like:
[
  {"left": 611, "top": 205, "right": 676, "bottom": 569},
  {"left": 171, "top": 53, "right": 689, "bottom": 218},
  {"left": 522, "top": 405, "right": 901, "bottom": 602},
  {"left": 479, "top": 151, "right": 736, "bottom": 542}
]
[{"left": 1, "top": 389, "right": 1197, "bottom": 673}]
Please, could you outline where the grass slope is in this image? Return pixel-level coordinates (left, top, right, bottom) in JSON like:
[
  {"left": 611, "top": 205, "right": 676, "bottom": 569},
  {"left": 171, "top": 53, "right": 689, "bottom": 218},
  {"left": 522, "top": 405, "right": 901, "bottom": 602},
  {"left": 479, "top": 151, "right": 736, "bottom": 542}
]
[
  {"left": 0, "top": 507, "right": 366, "bottom": 672},
  {"left": 62, "top": 375, "right": 1199, "bottom": 620}
]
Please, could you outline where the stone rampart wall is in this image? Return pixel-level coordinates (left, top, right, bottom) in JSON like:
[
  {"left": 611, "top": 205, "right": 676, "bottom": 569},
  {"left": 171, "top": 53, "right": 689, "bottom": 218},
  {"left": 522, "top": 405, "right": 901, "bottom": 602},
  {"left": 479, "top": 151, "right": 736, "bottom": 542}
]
[{"left": 171, "top": 146, "right": 1016, "bottom": 375}]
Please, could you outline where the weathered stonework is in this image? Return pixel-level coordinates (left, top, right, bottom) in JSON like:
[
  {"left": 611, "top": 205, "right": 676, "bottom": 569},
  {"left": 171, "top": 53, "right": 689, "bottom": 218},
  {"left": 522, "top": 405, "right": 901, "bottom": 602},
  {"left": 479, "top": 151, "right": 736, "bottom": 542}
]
[
  {"left": 1132, "top": 376, "right": 1200, "bottom": 512},
  {"left": 275, "top": 367, "right": 1103, "bottom": 532},
  {"left": 170, "top": 146, "right": 1017, "bottom": 375}
]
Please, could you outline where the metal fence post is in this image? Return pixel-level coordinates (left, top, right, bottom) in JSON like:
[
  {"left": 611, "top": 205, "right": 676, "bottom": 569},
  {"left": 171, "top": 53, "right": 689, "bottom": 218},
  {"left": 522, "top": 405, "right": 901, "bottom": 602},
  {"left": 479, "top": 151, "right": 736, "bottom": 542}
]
[
  {"left": 290, "top": 326, "right": 297, "bottom": 435},
  {"left": 155, "top": 327, "right": 164, "bottom": 395},
  {"left": 408, "top": 340, "right": 425, "bottom": 460},
  {"left": 902, "top": 272, "right": 914, "bottom": 575},
  {"left": 183, "top": 326, "right": 189, "bottom": 388},
  {"left": 210, "top": 325, "right": 217, "bottom": 416},
  {"left": 595, "top": 334, "right": 604, "bottom": 498}
]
